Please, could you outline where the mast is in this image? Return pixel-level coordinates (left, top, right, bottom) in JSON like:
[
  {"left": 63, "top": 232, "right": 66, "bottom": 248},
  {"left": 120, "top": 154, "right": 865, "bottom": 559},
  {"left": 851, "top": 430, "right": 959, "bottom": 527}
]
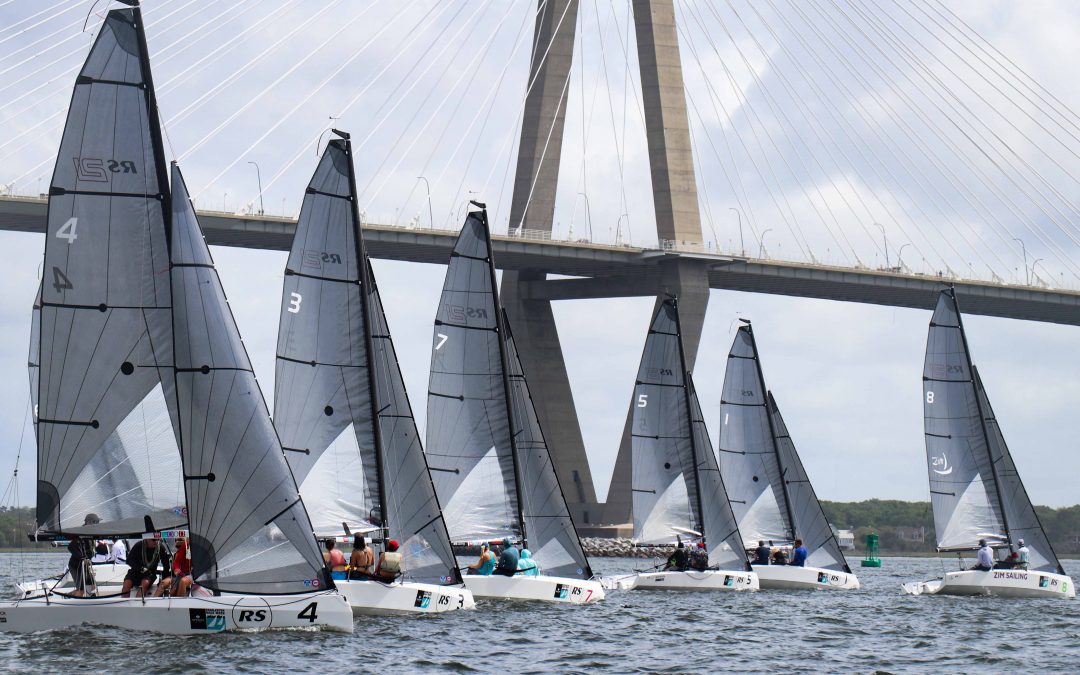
[
  {"left": 338, "top": 129, "right": 389, "bottom": 545},
  {"left": 478, "top": 205, "right": 528, "bottom": 547},
  {"left": 949, "top": 288, "right": 1011, "bottom": 551},
  {"left": 670, "top": 297, "right": 705, "bottom": 540},
  {"left": 743, "top": 321, "right": 798, "bottom": 543}
]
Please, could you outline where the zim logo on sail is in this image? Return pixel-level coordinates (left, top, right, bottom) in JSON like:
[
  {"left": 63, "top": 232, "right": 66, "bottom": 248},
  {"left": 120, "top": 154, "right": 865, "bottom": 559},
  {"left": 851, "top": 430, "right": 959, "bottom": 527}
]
[
  {"left": 72, "top": 157, "right": 139, "bottom": 182},
  {"left": 931, "top": 454, "right": 953, "bottom": 475}
]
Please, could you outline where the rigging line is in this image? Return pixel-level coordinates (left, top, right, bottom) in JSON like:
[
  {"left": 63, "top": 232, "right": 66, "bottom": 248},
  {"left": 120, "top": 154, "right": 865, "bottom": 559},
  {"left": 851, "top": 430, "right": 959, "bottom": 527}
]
[
  {"left": 719, "top": 0, "right": 922, "bottom": 267},
  {"left": 922, "top": 0, "right": 1080, "bottom": 137},
  {"left": 686, "top": 122, "right": 719, "bottom": 251},
  {"left": 858, "top": 0, "right": 1080, "bottom": 252},
  {"left": 0, "top": 0, "right": 81, "bottom": 46},
  {"left": 362, "top": 0, "right": 515, "bottom": 212},
  {"left": 591, "top": 0, "right": 633, "bottom": 244},
  {"left": 778, "top": 0, "right": 1042, "bottom": 280},
  {"left": 688, "top": 1, "right": 860, "bottom": 264},
  {"left": 674, "top": 6, "right": 812, "bottom": 261},
  {"left": 412, "top": 0, "right": 539, "bottom": 218},
  {"left": 791, "top": 0, "right": 1065, "bottom": 280},
  {"left": 168, "top": 0, "right": 344, "bottom": 132},
  {"left": 834, "top": 0, "right": 1080, "bottom": 278},
  {"left": 255, "top": 0, "right": 456, "bottom": 203},
  {"left": 752, "top": 0, "right": 955, "bottom": 271},
  {"left": 180, "top": 2, "right": 366, "bottom": 163},
  {"left": 734, "top": 0, "right": 936, "bottom": 271},
  {"left": 196, "top": 5, "right": 392, "bottom": 198},
  {"left": 0, "top": 19, "right": 86, "bottom": 82}
]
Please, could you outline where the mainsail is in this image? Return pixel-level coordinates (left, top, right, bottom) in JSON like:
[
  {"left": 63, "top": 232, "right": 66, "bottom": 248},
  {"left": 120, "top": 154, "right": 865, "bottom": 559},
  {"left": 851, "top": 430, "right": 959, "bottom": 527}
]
[
  {"left": 631, "top": 298, "right": 746, "bottom": 569},
  {"left": 35, "top": 6, "right": 184, "bottom": 538},
  {"left": 170, "top": 165, "right": 328, "bottom": 594},
  {"left": 274, "top": 136, "right": 459, "bottom": 585},
  {"left": 719, "top": 323, "right": 849, "bottom": 572},
  {"left": 923, "top": 289, "right": 1063, "bottom": 574},
  {"left": 426, "top": 207, "right": 592, "bottom": 579}
]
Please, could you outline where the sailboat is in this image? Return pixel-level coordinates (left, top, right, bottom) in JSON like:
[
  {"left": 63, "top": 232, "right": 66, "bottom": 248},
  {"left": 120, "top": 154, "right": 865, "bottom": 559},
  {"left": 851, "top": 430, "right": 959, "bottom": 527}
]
[
  {"left": 425, "top": 205, "right": 604, "bottom": 604},
  {"left": 0, "top": 3, "right": 352, "bottom": 633},
  {"left": 622, "top": 298, "right": 758, "bottom": 591},
  {"left": 273, "top": 132, "right": 474, "bottom": 615},
  {"left": 903, "top": 288, "right": 1074, "bottom": 598},
  {"left": 718, "top": 320, "right": 859, "bottom": 590}
]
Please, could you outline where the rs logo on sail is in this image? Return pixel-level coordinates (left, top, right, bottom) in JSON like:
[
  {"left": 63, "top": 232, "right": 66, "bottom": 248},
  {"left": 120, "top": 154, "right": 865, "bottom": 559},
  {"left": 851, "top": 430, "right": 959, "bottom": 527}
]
[
  {"left": 931, "top": 454, "right": 953, "bottom": 475},
  {"left": 72, "top": 157, "right": 139, "bottom": 182}
]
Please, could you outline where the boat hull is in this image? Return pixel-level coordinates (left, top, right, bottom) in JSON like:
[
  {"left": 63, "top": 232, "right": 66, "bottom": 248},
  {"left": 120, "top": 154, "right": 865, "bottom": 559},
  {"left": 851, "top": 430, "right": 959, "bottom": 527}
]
[
  {"left": 902, "top": 569, "right": 1075, "bottom": 599},
  {"left": 0, "top": 591, "right": 354, "bottom": 634},
  {"left": 463, "top": 574, "right": 604, "bottom": 604},
  {"left": 336, "top": 579, "right": 475, "bottom": 615},
  {"left": 18, "top": 563, "right": 131, "bottom": 599},
  {"left": 754, "top": 565, "right": 859, "bottom": 590},
  {"left": 625, "top": 569, "right": 759, "bottom": 591}
]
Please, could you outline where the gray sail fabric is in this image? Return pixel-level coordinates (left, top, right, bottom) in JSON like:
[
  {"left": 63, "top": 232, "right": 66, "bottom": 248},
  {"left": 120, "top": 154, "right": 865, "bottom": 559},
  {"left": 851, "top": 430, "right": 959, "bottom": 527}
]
[
  {"left": 505, "top": 320, "right": 592, "bottom": 579},
  {"left": 718, "top": 326, "right": 791, "bottom": 547},
  {"left": 36, "top": 8, "right": 184, "bottom": 537},
  {"left": 768, "top": 393, "right": 850, "bottom": 572},
  {"left": 631, "top": 301, "right": 700, "bottom": 545},
  {"left": 974, "top": 368, "right": 1063, "bottom": 574},
  {"left": 426, "top": 214, "right": 520, "bottom": 543},
  {"left": 29, "top": 284, "right": 40, "bottom": 433},
  {"left": 274, "top": 140, "right": 377, "bottom": 536},
  {"left": 923, "top": 291, "right": 1006, "bottom": 551},
  {"left": 687, "top": 375, "right": 748, "bottom": 570},
  {"left": 170, "top": 165, "right": 327, "bottom": 594},
  {"left": 369, "top": 279, "right": 461, "bottom": 584}
]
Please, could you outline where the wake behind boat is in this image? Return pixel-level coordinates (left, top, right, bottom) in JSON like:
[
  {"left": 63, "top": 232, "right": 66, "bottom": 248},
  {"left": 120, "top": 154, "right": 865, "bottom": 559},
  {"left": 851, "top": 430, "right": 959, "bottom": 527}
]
[
  {"left": 0, "top": 4, "right": 351, "bottom": 633},
  {"left": 718, "top": 321, "right": 858, "bottom": 591},
  {"left": 425, "top": 206, "right": 603, "bottom": 605},
  {"left": 902, "top": 289, "right": 1073, "bottom": 600},
  {"left": 621, "top": 298, "right": 758, "bottom": 593}
]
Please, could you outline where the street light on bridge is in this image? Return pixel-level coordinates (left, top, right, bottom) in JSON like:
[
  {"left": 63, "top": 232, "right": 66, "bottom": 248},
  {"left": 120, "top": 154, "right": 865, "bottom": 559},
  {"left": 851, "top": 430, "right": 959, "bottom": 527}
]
[
  {"left": 1032, "top": 258, "right": 1047, "bottom": 286},
  {"left": 247, "top": 161, "right": 264, "bottom": 215},
  {"left": 1012, "top": 237, "right": 1028, "bottom": 285},
  {"left": 759, "top": 228, "right": 773, "bottom": 258},
  {"left": 896, "top": 243, "right": 911, "bottom": 271},
  {"left": 729, "top": 207, "right": 745, "bottom": 256},
  {"left": 874, "top": 222, "right": 889, "bottom": 269}
]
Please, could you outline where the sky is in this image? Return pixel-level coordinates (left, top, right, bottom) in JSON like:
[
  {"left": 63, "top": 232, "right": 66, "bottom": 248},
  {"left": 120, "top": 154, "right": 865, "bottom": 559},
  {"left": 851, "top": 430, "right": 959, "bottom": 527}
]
[{"left": 0, "top": 0, "right": 1079, "bottom": 510}]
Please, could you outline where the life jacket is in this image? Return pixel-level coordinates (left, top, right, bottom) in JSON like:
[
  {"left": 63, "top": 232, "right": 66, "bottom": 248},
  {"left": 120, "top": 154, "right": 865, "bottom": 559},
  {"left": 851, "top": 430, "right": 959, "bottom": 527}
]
[{"left": 380, "top": 551, "right": 402, "bottom": 575}]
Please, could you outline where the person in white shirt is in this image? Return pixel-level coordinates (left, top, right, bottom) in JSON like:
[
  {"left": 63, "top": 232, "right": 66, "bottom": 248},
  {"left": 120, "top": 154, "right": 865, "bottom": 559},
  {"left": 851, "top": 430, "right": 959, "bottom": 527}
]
[
  {"left": 972, "top": 539, "right": 994, "bottom": 571},
  {"left": 1016, "top": 539, "right": 1030, "bottom": 570},
  {"left": 109, "top": 538, "right": 127, "bottom": 564}
]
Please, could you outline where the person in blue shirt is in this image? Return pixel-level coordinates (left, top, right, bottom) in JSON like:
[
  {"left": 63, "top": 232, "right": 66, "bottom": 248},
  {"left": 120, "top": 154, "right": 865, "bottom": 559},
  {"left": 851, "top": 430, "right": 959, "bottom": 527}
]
[
  {"left": 753, "top": 540, "right": 771, "bottom": 566},
  {"left": 516, "top": 549, "right": 540, "bottom": 577},
  {"left": 790, "top": 539, "right": 808, "bottom": 567},
  {"left": 493, "top": 538, "right": 520, "bottom": 577},
  {"left": 466, "top": 543, "right": 496, "bottom": 575}
]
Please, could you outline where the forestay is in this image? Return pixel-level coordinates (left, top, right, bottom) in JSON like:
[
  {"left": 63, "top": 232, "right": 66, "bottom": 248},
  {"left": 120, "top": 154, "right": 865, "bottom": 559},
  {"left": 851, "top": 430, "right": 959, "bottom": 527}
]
[
  {"left": 35, "top": 7, "right": 184, "bottom": 538},
  {"left": 632, "top": 299, "right": 746, "bottom": 569},
  {"left": 768, "top": 393, "right": 850, "bottom": 572},
  {"left": 718, "top": 325, "right": 790, "bottom": 547},
  {"left": 505, "top": 319, "right": 592, "bottom": 579},
  {"left": 170, "top": 166, "right": 328, "bottom": 594},
  {"left": 426, "top": 213, "right": 520, "bottom": 543},
  {"left": 275, "top": 138, "right": 459, "bottom": 585}
]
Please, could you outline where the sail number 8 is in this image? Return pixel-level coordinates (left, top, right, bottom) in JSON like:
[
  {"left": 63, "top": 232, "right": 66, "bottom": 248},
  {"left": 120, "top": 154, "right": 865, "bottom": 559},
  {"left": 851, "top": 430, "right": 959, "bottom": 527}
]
[{"left": 926, "top": 391, "right": 935, "bottom": 404}]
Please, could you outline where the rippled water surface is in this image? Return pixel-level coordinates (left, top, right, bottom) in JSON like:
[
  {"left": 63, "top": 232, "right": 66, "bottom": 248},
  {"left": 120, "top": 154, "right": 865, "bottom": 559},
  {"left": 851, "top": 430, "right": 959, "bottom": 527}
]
[{"left": 0, "top": 553, "right": 1076, "bottom": 673}]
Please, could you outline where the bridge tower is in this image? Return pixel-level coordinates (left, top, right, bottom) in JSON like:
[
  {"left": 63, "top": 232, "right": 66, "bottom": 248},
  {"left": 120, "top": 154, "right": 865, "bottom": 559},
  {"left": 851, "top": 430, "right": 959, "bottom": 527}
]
[{"left": 502, "top": 0, "right": 707, "bottom": 533}]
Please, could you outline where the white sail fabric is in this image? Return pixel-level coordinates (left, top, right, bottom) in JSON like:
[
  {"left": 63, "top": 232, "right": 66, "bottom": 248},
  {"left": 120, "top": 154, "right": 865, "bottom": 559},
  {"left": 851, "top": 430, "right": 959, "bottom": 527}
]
[
  {"left": 36, "top": 7, "right": 184, "bottom": 537},
  {"left": 505, "top": 320, "right": 592, "bottom": 579},
  {"left": 718, "top": 326, "right": 790, "bottom": 546},
  {"left": 768, "top": 394, "right": 850, "bottom": 572},
  {"left": 170, "top": 165, "right": 327, "bottom": 594},
  {"left": 426, "top": 214, "right": 520, "bottom": 543},
  {"left": 295, "top": 424, "right": 372, "bottom": 537},
  {"left": 974, "top": 368, "right": 1064, "bottom": 574},
  {"left": 923, "top": 291, "right": 1006, "bottom": 551}
]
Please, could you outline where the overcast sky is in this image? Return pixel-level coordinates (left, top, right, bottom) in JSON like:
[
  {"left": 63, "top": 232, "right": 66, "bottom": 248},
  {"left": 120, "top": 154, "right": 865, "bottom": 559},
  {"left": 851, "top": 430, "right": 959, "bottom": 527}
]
[{"left": 1, "top": 0, "right": 1078, "bottom": 509}]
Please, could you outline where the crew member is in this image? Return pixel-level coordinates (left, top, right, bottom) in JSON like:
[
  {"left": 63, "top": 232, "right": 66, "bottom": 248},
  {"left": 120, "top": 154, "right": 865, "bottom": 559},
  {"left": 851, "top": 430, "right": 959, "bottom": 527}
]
[
  {"left": 665, "top": 542, "right": 689, "bottom": 571},
  {"left": 516, "top": 549, "right": 539, "bottom": 577},
  {"left": 324, "top": 539, "right": 347, "bottom": 579},
  {"left": 374, "top": 540, "right": 402, "bottom": 581},
  {"left": 790, "top": 539, "right": 808, "bottom": 567},
  {"left": 1016, "top": 539, "right": 1030, "bottom": 570},
  {"left": 493, "top": 538, "right": 519, "bottom": 577},
  {"left": 689, "top": 542, "right": 710, "bottom": 571},
  {"left": 753, "top": 540, "right": 771, "bottom": 566},
  {"left": 972, "top": 539, "right": 994, "bottom": 571},
  {"left": 171, "top": 536, "right": 194, "bottom": 597},
  {"left": 466, "top": 543, "right": 495, "bottom": 576},
  {"left": 349, "top": 535, "right": 374, "bottom": 580},
  {"left": 67, "top": 515, "right": 99, "bottom": 597},
  {"left": 121, "top": 537, "right": 171, "bottom": 599}
]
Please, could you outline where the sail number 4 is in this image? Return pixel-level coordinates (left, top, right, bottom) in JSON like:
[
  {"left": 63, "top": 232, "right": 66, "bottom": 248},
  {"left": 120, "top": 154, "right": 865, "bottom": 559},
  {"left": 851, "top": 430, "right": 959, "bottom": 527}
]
[
  {"left": 297, "top": 602, "right": 318, "bottom": 623},
  {"left": 56, "top": 217, "right": 78, "bottom": 243}
]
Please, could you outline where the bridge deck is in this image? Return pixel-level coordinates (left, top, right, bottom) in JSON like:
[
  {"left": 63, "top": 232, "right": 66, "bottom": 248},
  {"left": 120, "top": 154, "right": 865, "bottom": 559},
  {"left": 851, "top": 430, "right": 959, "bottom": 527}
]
[{"left": 3, "top": 195, "right": 1077, "bottom": 324}]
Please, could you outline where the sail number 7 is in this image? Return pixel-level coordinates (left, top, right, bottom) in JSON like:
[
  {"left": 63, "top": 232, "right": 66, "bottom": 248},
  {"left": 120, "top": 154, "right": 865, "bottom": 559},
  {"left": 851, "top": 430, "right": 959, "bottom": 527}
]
[{"left": 435, "top": 333, "right": 448, "bottom": 350}]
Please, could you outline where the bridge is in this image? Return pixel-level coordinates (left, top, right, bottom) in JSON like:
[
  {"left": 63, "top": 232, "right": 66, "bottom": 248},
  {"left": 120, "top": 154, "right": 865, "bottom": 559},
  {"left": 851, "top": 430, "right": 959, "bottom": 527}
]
[{"left": 3, "top": 0, "right": 1080, "bottom": 535}]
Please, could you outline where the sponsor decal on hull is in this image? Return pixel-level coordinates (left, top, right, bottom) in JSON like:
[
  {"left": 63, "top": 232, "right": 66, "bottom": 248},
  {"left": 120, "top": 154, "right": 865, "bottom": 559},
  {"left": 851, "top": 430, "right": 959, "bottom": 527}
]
[
  {"left": 189, "top": 608, "right": 226, "bottom": 632},
  {"left": 414, "top": 590, "right": 432, "bottom": 609},
  {"left": 993, "top": 571, "right": 1029, "bottom": 581}
]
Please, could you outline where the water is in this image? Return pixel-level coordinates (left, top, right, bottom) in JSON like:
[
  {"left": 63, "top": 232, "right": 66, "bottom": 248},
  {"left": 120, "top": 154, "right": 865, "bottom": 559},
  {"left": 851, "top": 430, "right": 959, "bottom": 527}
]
[{"left": 0, "top": 553, "right": 1077, "bottom": 673}]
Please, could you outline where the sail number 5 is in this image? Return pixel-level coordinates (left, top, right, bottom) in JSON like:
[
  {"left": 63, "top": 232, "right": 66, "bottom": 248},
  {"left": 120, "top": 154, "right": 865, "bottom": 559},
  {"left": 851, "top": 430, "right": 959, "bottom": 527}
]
[{"left": 637, "top": 394, "right": 648, "bottom": 408}]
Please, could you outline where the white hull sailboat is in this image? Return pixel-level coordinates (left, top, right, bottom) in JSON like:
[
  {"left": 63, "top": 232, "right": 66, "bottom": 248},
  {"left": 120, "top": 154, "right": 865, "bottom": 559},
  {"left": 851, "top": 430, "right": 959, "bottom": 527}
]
[
  {"left": 0, "top": 3, "right": 352, "bottom": 634},
  {"left": 624, "top": 298, "right": 758, "bottom": 593},
  {"left": 273, "top": 133, "right": 472, "bottom": 615},
  {"left": 753, "top": 565, "right": 859, "bottom": 591},
  {"left": 463, "top": 574, "right": 604, "bottom": 604},
  {"left": 425, "top": 206, "right": 602, "bottom": 605},
  {"left": 902, "top": 289, "right": 1074, "bottom": 600},
  {"left": 0, "top": 592, "right": 352, "bottom": 634},
  {"left": 718, "top": 321, "right": 858, "bottom": 591}
]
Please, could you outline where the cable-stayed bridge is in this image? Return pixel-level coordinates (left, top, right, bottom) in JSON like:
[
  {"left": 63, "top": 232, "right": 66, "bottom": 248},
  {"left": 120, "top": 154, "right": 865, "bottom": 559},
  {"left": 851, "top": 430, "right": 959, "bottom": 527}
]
[{"left": 3, "top": 0, "right": 1080, "bottom": 532}]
